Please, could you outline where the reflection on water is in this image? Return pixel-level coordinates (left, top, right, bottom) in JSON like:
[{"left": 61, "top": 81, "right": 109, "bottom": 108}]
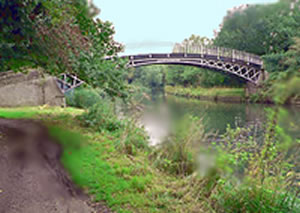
[{"left": 136, "top": 94, "right": 300, "bottom": 145}]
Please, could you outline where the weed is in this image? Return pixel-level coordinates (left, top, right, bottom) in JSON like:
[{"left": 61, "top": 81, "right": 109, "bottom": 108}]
[
  {"left": 66, "top": 87, "right": 103, "bottom": 109},
  {"left": 151, "top": 115, "right": 209, "bottom": 176},
  {"left": 78, "top": 101, "right": 122, "bottom": 132}
]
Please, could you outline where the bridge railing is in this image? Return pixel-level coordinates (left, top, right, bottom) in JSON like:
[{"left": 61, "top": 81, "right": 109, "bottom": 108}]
[{"left": 173, "top": 44, "right": 263, "bottom": 66}]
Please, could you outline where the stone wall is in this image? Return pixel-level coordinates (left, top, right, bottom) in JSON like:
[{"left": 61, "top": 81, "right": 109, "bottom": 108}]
[
  {"left": 0, "top": 71, "right": 65, "bottom": 107},
  {"left": 244, "top": 82, "right": 259, "bottom": 98}
]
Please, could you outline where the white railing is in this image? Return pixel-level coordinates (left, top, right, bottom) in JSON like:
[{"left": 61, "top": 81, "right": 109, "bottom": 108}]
[{"left": 173, "top": 44, "right": 263, "bottom": 66}]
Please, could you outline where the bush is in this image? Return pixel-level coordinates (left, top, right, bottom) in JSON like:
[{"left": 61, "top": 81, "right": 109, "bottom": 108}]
[
  {"left": 148, "top": 108, "right": 299, "bottom": 211},
  {"left": 78, "top": 101, "right": 122, "bottom": 132},
  {"left": 66, "top": 87, "right": 103, "bottom": 109},
  {"left": 114, "top": 120, "right": 149, "bottom": 155}
]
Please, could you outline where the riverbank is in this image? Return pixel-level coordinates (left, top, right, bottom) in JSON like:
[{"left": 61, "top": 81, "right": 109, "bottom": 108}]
[
  {"left": 0, "top": 107, "right": 298, "bottom": 213},
  {"left": 165, "top": 86, "right": 245, "bottom": 103},
  {"left": 0, "top": 107, "right": 212, "bottom": 212},
  {"left": 165, "top": 86, "right": 300, "bottom": 105}
]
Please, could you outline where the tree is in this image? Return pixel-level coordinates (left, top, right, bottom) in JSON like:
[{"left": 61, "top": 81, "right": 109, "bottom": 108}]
[
  {"left": 173, "top": 35, "right": 212, "bottom": 53},
  {"left": 214, "top": 0, "right": 300, "bottom": 56},
  {"left": 127, "top": 65, "right": 165, "bottom": 90},
  {"left": 0, "top": 0, "right": 128, "bottom": 98}
]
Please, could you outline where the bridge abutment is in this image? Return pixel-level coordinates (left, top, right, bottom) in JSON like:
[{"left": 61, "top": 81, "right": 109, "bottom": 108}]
[
  {"left": 0, "top": 70, "right": 65, "bottom": 107},
  {"left": 244, "top": 70, "right": 268, "bottom": 98},
  {"left": 245, "top": 82, "right": 259, "bottom": 97}
]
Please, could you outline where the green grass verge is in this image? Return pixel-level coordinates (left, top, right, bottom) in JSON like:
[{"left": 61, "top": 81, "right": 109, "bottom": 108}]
[
  {"left": 1, "top": 107, "right": 298, "bottom": 213},
  {"left": 0, "top": 107, "right": 83, "bottom": 119},
  {"left": 165, "top": 86, "right": 245, "bottom": 100},
  {"left": 0, "top": 107, "right": 207, "bottom": 212}
]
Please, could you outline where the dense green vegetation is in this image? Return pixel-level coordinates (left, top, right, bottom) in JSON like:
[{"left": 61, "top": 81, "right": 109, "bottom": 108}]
[
  {"left": 0, "top": 0, "right": 128, "bottom": 98},
  {"left": 1, "top": 0, "right": 299, "bottom": 212},
  {"left": 165, "top": 86, "right": 244, "bottom": 101},
  {"left": 214, "top": 0, "right": 300, "bottom": 103},
  {"left": 0, "top": 104, "right": 299, "bottom": 213},
  {"left": 214, "top": 0, "right": 300, "bottom": 55}
]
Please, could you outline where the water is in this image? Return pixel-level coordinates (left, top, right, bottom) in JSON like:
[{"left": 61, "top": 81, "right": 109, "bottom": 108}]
[{"left": 135, "top": 94, "right": 300, "bottom": 146}]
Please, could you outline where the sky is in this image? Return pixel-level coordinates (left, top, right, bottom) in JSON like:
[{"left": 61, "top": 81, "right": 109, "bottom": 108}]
[{"left": 94, "top": 0, "right": 278, "bottom": 55}]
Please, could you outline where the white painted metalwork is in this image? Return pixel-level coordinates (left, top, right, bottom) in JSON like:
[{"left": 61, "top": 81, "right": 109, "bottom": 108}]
[
  {"left": 56, "top": 73, "right": 85, "bottom": 93},
  {"left": 125, "top": 53, "right": 263, "bottom": 85}
]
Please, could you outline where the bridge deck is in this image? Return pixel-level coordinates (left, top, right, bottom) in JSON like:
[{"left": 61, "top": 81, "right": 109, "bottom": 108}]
[
  {"left": 122, "top": 53, "right": 262, "bottom": 68},
  {"left": 119, "top": 52, "right": 264, "bottom": 85}
]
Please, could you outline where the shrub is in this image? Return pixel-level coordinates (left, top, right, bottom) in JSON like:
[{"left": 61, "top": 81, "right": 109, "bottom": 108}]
[
  {"left": 78, "top": 101, "right": 122, "bottom": 132},
  {"left": 66, "top": 87, "right": 102, "bottom": 109},
  {"left": 114, "top": 119, "right": 149, "bottom": 155}
]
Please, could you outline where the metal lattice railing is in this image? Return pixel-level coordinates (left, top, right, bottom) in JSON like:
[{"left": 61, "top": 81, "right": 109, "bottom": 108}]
[
  {"left": 173, "top": 44, "right": 263, "bottom": 66},
  {"left": 56, "top": 73, "right": 84, "bottom": 93}
]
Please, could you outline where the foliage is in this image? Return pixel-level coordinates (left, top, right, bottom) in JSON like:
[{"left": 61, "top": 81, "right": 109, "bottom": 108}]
[
  {"left": 78, "top": 101, "right": 122, "bottom": 133},
  {"left": 173, "top": 34, "right": 213, "bottom": 52},
  {"left": 151, "top": 115, "right": 208, "bottom": 176},
  {"left": 213, "top": 183, "right": 299, "bottom": 213},
  {"left": 210, "top": 108, "right": 300, "bottom": 212},
  {"left": 166, "top": 65, "right": 201, "bottom": 87},
  {"left": 257, "top": 37, "right": 300, "bottom": 103},
  {"left": 165, "top": 86, "right": 244, "bottom": 100},
  {"left": 0, "top": 0, "right": 128, "bottom": 99},
  {"left": 69, "top": 15, "right": 129, "bottom": 98},
  {"left": 114, "top": 119, "right": 149, "bottom": 156},
  {"left": 128, "top": 65, "right": 165, "bottom": 91},
  {"left": 214, "top": 0, "right": 300, "bottom": 55},
  {"left": 66, "top": 87, "right": 102, "bottom": 109},
  {"left": 34, "top": 107, "right": 214, "bottom": 212},
  {"left": 213, "top": 0, "right": 300, "bottom": 101},
  {"left": 2, "top": 106, "right": 300, "bottom": 212},
  {"left": 0, "top": 0, "right": 86, "bottom": 71},
  {"left": 165, "top": 65, "right": 243, "bottom": 88},
  {"left": 271, "top": 76, "right": 300, "bottom": 104}
]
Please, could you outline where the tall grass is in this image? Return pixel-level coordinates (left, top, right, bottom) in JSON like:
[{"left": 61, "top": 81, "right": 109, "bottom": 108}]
[
  {"left": 209, "top": 108, "right": 300, "bottom": 212},
  {"left": 151, "top": 115, "right": 209, "bottom": 176},
  {"left": 151, "top": 109, "right": 299, "bottom": 212},
  {"left": 2, "top": 106, "right": 298, "bottom": 212}
]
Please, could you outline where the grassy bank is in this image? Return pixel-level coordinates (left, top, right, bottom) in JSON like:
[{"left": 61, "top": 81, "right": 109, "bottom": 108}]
[
  {"left": 0, "top": 107, "right": 212, "bottom": 212},
  {"left": 165, "top": 86, "right": 245, "bottom": 102},
  {"left": 0, "top": 106, "right": 298, "bottom": 213}
]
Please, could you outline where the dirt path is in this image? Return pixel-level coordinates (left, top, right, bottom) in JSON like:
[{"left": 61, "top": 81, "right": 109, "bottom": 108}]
[{"left": 0, "top": 119, "right": 111, "bottom": 213}]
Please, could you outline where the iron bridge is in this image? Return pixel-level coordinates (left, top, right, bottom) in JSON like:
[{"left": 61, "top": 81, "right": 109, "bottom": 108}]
[
  {"left": 57, "top": 47, "right": 266, "bottom": 93},
  {"left": 123, "top": 50, "right": 264, "bottom": 85}
]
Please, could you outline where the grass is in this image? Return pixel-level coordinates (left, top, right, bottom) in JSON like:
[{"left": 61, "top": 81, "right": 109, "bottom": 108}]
[
  {"left": 0, "top": 106, "right": 83, "bottom": 119},
  {"left": 0, "top": 106, "right": 212, "bottom": 212},
  {"left": 45, "top": 112, "right": 216, "bottom": 212},
  {"left": 1, "top": 106, "right": 299, "bottom": 213},
  {"left": 165, "top": 85, "right": 245, "bottom": 100}
]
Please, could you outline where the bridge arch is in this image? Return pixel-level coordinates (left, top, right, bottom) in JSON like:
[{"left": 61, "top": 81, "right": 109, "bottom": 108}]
[{"left": 122, "top": 49, "right": 265, "bottom": 85}]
